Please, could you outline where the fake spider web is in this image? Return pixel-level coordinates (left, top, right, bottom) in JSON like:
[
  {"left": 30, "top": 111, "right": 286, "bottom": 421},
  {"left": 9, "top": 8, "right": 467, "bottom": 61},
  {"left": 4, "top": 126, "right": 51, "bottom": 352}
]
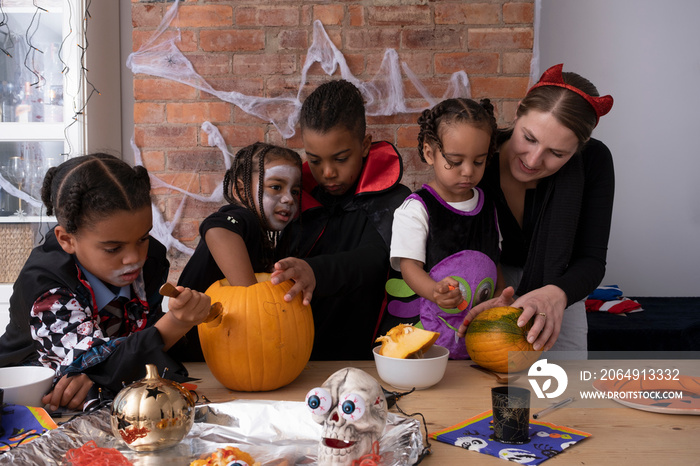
[
  {"left": 126, "top": 1, "right": 473, "bottom": 139},
  {"left": 126, "top": 1, "right": 480, "bottom": 255}
]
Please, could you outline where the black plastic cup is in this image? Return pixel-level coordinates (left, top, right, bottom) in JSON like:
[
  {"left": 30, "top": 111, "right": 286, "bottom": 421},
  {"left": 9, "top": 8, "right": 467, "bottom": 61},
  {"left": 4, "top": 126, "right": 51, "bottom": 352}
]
[{"left": 491, "top": 386, "right": 531, "bottom": 444}]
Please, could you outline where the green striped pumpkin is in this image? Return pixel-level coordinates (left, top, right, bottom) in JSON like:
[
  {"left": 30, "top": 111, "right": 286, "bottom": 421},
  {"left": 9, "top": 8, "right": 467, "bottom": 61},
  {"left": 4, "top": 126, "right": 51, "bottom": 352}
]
[{"left": 465, "top": 306, "right": 542, "bottom": 373}]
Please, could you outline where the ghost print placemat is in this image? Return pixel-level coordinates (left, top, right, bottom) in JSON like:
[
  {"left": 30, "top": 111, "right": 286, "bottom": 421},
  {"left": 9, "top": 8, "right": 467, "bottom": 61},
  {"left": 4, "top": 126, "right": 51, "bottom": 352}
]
[{"left": 429, "top": 410, "right": 591, "bottom": 464}]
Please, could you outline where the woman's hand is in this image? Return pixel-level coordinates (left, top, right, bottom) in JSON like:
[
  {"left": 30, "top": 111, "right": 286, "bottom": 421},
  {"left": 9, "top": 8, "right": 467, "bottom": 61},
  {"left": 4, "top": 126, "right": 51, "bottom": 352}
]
[
  {"left": 513, "top": 285, "right": 568, "bottom": 351},
  {"left": 42, "top": 373, "right": 94, "bottom": 411},
  {"left": 456, "top": 286, "right": 515, "bottom": 338},
  {"left": 270, "top": 258, "right": 315, "bottom": 305}
]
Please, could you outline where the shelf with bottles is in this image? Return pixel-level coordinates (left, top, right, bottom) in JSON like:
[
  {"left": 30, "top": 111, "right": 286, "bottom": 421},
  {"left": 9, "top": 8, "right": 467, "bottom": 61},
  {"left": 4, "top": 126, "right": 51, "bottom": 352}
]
[{"left": 1, "top": 2, "right": 65, "bottom": 127}]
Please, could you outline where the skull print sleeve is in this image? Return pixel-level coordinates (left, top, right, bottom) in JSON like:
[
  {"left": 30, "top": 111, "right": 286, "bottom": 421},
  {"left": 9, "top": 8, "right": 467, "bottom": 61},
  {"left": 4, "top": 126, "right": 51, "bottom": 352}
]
[{"left": 29, "top": 286, "right": 126, "bottom": 377}]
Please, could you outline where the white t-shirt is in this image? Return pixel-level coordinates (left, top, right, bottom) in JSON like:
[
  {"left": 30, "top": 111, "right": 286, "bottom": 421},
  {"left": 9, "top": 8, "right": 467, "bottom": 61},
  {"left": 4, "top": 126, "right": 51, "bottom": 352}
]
[{"left": 390, "top": 188, "right": 483, "bottom": 272}]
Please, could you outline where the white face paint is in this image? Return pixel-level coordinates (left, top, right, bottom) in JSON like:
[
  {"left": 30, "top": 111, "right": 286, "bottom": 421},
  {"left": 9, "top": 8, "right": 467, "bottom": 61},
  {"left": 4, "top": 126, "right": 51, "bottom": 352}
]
[
  {"left": 253, "top": 162, "right": 301, "bottom": 231},
  {"left": 108, "top": 261, "right": 146, "bottom": 287}
]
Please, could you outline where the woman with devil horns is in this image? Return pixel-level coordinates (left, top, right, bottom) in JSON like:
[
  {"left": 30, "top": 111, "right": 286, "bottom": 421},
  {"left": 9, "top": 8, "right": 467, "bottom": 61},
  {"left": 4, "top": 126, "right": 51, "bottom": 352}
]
[{"left": 457, "top": 64, "right": 615, "bottom": 356}]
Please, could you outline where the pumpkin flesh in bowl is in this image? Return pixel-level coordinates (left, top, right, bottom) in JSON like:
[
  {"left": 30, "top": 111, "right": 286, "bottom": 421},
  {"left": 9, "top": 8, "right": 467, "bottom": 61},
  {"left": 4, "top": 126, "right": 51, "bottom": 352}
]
[
  {"left": 199, "top": 274, "right": 314, "bottom": 391},
  {"left": 375, "top": 324, "right": 439, "bottom": 359},
  {"left": 465, "top": 306, "right": 541, "bottom": 373}
]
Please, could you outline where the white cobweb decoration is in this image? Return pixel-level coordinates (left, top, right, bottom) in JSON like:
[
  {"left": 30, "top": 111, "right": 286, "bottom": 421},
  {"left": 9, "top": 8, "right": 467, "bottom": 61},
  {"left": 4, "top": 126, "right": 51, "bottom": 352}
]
[
  {"left": 0, "top": 176, "right": 42, "bottom": 212},
  {"left": 126, "top": 0, "right": 475, "bottom": 254},
  {"left": 126, "top": 0, "right": 473, "bottom": 138},
  {"left": 132, "top": 122, "right": 234, "bottom": 255}
]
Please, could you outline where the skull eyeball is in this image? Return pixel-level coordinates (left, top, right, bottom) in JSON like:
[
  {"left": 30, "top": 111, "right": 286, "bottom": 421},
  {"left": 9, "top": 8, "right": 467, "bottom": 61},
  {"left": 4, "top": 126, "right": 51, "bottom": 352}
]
[
  {"left": 306, "top": 368, "right": 388, "bottom": 465},
  {"left": 338, "top": 393, "right": 366, "bottom": 421},
  {"left": 306, "top": 387, "right": 333, "bottom": 416}
]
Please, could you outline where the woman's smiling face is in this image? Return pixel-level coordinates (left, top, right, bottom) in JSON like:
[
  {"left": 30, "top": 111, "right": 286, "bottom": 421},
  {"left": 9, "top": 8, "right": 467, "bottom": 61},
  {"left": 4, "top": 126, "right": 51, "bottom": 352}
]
[{"left": 503, "top": 110, "right": 580, "bottom": 184}]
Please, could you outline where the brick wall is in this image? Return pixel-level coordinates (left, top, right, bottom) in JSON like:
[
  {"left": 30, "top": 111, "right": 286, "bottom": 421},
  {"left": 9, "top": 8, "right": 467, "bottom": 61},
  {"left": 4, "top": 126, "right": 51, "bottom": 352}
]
[{"left": 131, "top": 0, "right": 534, "bottom": 278}]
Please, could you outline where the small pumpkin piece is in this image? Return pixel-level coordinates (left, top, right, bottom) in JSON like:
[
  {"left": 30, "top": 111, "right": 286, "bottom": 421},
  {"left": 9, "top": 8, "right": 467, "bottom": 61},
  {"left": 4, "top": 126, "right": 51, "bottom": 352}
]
[
  {"left": 375, "top": 324, "right": 440, "bottom": 359},
  {"left": 465, "top": 306, "right": 542, "bottom": 373}
]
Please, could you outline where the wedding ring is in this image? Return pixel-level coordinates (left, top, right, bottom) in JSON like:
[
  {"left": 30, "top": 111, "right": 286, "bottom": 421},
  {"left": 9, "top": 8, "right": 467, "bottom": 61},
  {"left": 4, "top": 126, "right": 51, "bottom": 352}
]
[{"left": 538, "top": 312, "right": 547, "bottom": 319}]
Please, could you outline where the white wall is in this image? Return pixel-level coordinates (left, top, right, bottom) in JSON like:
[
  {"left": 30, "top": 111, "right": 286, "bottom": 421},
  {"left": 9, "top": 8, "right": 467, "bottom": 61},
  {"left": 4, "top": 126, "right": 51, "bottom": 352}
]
[
  {"left": 538, "top": 0, "right": 700, "bottom": 296},
  {"left": 120, "top": 0, "right": 135, "bottom": 165},
  {"left": 86, "top": 1, "right": 122, "bottom": 155}
]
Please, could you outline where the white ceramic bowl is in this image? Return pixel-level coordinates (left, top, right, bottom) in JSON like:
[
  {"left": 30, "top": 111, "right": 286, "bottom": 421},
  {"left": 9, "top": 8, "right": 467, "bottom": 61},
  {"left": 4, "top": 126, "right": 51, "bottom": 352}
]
[
  {"left": 0, "top": 366, "right": 55, "bottom": 407},
  {"left": 372, "top": 344, "right": 449, "bottom": 390}
]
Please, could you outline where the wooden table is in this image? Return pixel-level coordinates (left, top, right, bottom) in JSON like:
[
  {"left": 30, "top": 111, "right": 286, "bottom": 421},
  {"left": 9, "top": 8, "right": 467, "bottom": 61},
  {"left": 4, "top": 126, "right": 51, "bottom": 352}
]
[{"left": 185, "top": 361, "right": 699, "bottom": 465}]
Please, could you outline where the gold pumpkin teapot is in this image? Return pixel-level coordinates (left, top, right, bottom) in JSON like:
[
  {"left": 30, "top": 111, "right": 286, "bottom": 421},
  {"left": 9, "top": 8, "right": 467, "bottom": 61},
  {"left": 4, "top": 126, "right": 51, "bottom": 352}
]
[{"left": 110, "top": 364, "right": 195, "bottom": 451}]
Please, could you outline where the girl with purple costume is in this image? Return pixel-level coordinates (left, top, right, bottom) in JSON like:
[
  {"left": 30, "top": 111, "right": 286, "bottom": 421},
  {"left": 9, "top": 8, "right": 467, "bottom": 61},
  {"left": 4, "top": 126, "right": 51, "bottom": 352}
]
[{"left": 389, "top": 98, "right": 505, "bottom": 359}]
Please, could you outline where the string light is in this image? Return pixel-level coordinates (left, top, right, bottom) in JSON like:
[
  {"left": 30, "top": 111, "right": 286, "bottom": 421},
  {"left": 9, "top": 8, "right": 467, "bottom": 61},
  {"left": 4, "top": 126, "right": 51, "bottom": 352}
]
[
  {"left": 1, "top": 0, "right": 97, "bottom": 157},
  {"left": 62, "top": 0, "right": 100, "bottom": 157},
  {"left": 22, "top": 4, "right": 44, "bottom": 86},
  {"left": 0, "top": 0, "right": 100, "bottom": 208},
  {"left": 0, "top": 1, "right": 13, "bottom": 57}
]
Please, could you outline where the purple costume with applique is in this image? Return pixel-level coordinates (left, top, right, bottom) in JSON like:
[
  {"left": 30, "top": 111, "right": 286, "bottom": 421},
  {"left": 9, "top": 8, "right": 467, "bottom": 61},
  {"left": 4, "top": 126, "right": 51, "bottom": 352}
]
[{"left": 388, "top": 185, "right": 500, "bottom": 359}]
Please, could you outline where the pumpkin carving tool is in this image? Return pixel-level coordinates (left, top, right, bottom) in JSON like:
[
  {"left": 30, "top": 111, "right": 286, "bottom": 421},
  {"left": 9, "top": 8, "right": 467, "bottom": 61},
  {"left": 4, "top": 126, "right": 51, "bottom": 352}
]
[
  {"left": 448, "top": 284, "right": 469, "bottom": 343},
  {"left": 159, "top": 283, "right": 223, "bottom": 326}
]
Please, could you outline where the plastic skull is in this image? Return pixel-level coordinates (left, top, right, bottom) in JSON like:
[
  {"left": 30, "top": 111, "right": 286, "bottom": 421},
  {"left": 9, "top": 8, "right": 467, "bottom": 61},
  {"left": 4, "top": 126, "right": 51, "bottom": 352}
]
[{"left": 305, "top": 367, "right": 388, "bottom": 465}]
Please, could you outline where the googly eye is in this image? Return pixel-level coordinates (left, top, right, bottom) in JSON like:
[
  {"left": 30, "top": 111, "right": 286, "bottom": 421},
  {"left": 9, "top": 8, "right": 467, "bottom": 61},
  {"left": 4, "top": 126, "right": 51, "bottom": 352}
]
[
  {"left": 473, "top": 278, "right": 494, "bottom": 307},
  {"left": 305, "top": 387, "right": 333, "bottom": 416},
  {"left": 339, "top": 393, "right": 366, "bottom": 421},
  {"left": 226, "top": 461, "right": 249, "bottom": 466}
]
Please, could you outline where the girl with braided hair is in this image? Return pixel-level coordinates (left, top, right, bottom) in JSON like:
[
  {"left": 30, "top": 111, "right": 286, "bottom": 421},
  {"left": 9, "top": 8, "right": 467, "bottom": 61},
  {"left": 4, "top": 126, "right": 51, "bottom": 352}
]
[
  {"left": 0, "top": 153, "right": 212, "bottom": 412},
  {"left": 178, "top": 142, "right": 302, "bottom": 293},
  {"left": 388, "top": 98, "right": 505, "bottom": 358}
]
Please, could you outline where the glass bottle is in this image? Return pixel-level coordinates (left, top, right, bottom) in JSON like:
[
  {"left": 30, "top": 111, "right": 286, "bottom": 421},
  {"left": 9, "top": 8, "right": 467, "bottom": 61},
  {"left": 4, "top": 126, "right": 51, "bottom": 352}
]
[
  {"left": 15, "top": 82, "right": 32, "bottom": 123},
  {"left": 44, "top": 43, "right": 64, "bottom": 123},
  {"left": 1, "top": 82, "right": 17, "bottom": 123},
  {"left": 30, "top": 84, "right": 44, "bottom": 123}
]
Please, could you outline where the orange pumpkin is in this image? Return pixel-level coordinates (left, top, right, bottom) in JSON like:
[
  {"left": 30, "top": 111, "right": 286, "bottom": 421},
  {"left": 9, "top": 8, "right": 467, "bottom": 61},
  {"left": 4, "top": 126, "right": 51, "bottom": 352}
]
[
  {"left": 198, "top": 274, "right": 314, "bottom": 391},
  {"left": 465, "top": 306, "right": 542, "bottom": 373},
  {"left": 375, "top": 324, "right": 439, "bottom": 359}
]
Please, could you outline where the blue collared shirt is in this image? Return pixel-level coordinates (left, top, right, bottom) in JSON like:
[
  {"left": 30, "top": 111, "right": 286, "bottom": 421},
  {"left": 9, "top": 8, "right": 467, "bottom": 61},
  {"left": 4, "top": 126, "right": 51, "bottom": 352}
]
[{"left": 77, "top": 263, "right": 131, "bottom": 312}]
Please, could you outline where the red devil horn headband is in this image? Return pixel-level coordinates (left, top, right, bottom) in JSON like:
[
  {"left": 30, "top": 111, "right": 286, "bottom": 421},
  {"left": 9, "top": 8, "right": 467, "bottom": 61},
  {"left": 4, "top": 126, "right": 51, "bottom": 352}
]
[{"left": 528, "top": 64, "right": 613, "bottom": 126}]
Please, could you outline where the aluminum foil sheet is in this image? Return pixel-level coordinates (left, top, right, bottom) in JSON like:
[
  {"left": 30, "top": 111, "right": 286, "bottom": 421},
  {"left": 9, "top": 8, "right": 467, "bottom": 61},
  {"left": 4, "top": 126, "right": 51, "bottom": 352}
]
[{"left": 0, "top": 400, "right": 424, "bottom": 465}]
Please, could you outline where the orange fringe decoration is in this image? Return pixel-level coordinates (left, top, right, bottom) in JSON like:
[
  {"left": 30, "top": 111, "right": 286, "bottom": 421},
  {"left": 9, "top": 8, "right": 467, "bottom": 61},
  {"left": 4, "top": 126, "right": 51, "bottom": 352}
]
[
  {"left": 63, "top": 440, "right": 132, "bottom": 466},
  {"left": 352, "top": 441, "right": 383, "bottom": 466}
]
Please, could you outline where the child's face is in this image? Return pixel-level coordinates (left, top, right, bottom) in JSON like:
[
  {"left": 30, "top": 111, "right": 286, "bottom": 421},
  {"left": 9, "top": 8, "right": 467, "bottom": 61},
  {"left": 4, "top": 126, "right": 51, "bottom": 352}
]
[
  {"left": 252, "top": 159, "right": 301, "bottom": 231},
  {"left": 55, "top": 206, "right": 152, "bottom": 288},
  {"left": 302, "top": 126, "right": 371, "bottom": 196},
  {"left": 424, "top": 122, "right": 491, "bottom": 203}
]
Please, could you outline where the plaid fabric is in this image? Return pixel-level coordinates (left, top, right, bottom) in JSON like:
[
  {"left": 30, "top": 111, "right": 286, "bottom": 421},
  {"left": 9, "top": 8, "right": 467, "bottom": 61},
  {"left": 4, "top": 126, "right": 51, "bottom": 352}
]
[{"left": 101, "top": 297, "right": 130, "bottom": 337}]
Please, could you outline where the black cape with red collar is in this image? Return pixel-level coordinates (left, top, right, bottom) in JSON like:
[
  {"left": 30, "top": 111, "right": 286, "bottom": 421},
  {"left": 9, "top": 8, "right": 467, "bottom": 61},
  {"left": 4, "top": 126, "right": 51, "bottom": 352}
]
[
  {"left": 281, "top": 141, "right": 411, "bottom": 360},
  {"left": 0, "top": 229, "right": 191, "bottom": 395}
]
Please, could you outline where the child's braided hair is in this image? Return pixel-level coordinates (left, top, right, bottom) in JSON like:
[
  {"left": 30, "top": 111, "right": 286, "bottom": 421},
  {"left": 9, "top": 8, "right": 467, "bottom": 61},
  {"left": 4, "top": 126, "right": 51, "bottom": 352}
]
[
  {"left": 41, "top": 153, "right": 152, "bottom": 234},
  {"left": 222, "top": 142, "right": 302, "bottom": 271},
  {"left": 299, "top": 79, "right": 366, "bottom": 140},
  {"left": 223, "top": 142, "right": 302, "bottom": 230},
  {"left": 417, "top": 98, "right": 497, "bottom": 166}
]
